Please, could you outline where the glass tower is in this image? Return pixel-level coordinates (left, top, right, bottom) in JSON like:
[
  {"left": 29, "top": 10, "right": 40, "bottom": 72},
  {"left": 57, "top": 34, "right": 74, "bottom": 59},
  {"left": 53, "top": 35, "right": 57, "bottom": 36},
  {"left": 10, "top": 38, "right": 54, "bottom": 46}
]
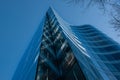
[
  {"left": 13, "top": 8, "right": 120, "bottom": 80},
  {"left": 35, "top": 9, "right": 85, "bottom": 80}
]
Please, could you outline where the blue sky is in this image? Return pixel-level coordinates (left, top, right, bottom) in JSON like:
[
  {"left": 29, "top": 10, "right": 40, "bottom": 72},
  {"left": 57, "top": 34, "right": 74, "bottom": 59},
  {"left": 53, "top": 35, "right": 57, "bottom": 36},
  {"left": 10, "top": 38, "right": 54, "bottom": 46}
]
[{"left": 0, "top": 0, "right": 120, "bottom": 80}]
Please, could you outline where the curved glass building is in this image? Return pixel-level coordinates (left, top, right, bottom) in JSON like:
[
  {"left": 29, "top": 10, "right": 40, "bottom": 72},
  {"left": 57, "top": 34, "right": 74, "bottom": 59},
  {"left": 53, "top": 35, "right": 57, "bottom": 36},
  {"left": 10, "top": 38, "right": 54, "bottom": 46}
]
[{"left": 13, "top": 8, "right": 120, "bottom": 80}]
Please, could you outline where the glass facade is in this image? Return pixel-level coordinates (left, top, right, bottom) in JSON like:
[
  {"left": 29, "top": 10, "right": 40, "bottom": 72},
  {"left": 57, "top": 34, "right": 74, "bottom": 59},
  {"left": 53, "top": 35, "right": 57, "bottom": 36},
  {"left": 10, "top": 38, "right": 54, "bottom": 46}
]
[
  {"left": 64, "top": 25, "right": 120, "bottom": 80},
  {"left": 35, "top": 9, "right": 85, "bottom": 80},
  {"left": 13, "top": 8, "right": 120, "bottom": 80}
]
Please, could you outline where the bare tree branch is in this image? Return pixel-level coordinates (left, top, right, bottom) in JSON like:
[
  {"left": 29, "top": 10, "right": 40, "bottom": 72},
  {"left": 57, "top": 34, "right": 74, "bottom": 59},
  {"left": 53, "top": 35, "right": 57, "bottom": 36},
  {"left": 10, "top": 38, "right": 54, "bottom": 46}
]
[
  {"left": 65, "top": 0, "right": 109, "bottom": 7},
  {"left": 64, "top": 0, "right": 120, "bottom": 32},
  {"left": 110, "top": 2, "right": 120, "bottom": 31}
]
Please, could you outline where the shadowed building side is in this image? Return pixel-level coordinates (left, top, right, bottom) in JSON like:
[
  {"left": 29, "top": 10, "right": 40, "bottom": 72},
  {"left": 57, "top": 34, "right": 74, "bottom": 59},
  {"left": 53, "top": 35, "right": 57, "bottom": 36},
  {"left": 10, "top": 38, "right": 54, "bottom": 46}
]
[{"left": 35, "top": 9, "right": 86, "bottom": 80}]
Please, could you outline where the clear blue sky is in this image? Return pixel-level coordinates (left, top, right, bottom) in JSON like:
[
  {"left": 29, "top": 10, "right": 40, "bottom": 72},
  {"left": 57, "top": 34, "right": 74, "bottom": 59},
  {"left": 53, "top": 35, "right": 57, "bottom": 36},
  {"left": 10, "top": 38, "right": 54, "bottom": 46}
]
[{"left": 0, "top": 0, "right": 119, "bottom": 80}]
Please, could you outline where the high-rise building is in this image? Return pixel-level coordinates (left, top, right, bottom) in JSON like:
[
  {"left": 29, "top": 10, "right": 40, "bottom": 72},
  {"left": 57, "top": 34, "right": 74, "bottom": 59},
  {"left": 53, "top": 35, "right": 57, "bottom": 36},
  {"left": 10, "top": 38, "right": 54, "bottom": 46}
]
[{"left": 13, "top": 8, "right": 120, "bottom": 80}]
